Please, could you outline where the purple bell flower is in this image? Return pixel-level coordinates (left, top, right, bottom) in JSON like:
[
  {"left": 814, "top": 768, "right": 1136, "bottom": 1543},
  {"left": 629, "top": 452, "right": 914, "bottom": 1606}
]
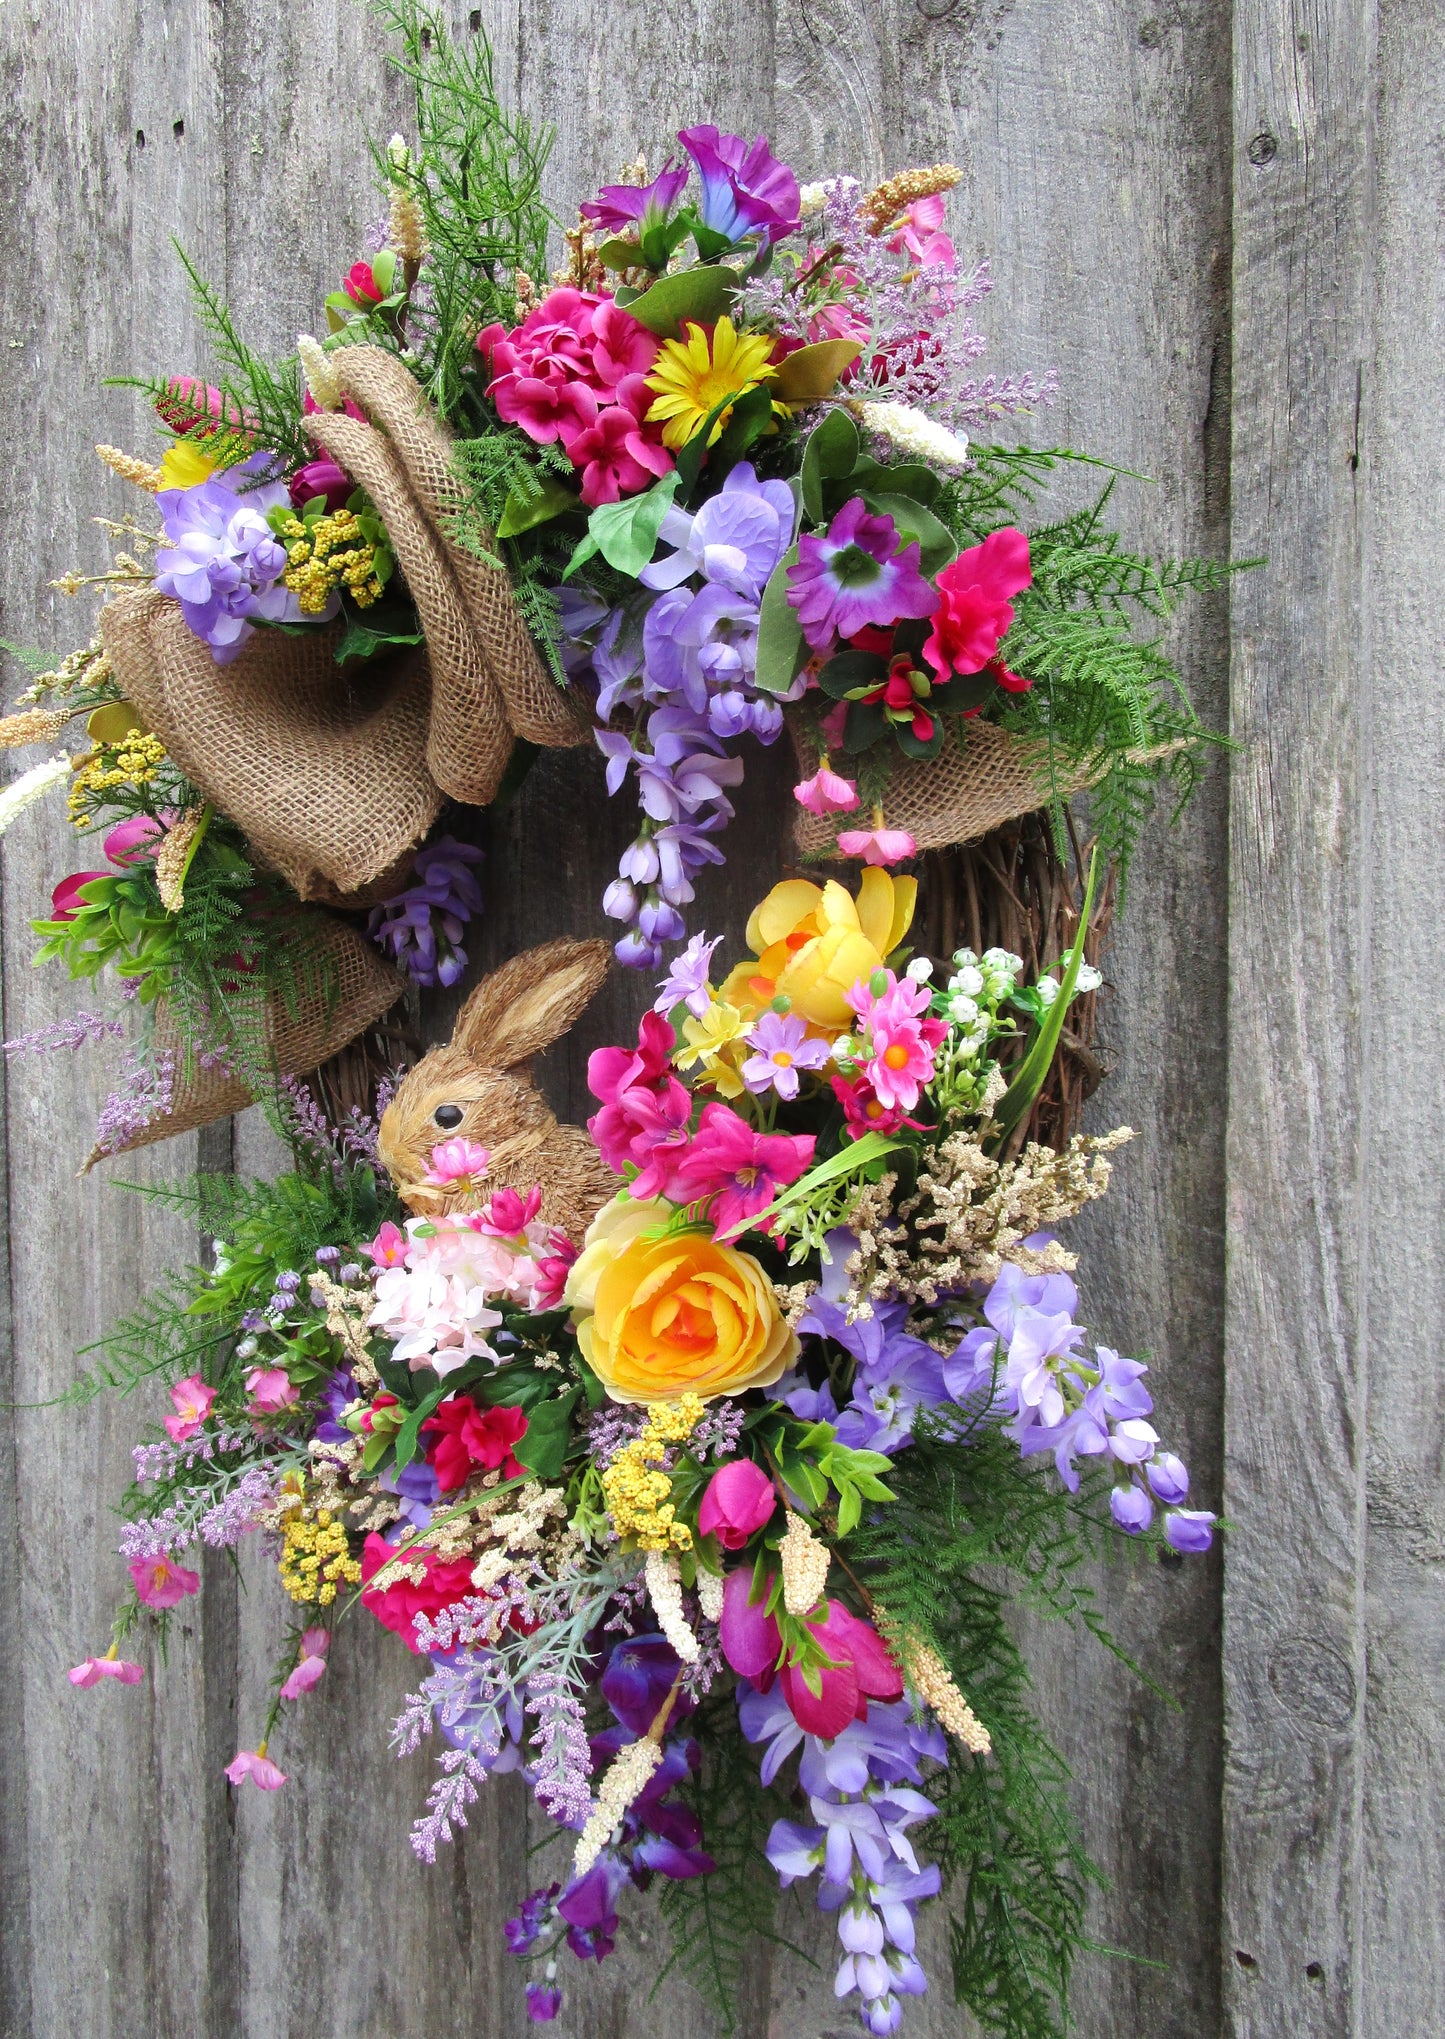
[
  {"left": 1164, "top": 1509, "right": 1216, "bottom": 1554},
  {"left": 1110, "top": 1483, "right": 1153, "bottom": 1534},
  {"left": 678, "top": 125, "right": 801, "bottom": 243},
  {"left": 1147, "top": 1451, "right": 1191, "bottom": 1504}
]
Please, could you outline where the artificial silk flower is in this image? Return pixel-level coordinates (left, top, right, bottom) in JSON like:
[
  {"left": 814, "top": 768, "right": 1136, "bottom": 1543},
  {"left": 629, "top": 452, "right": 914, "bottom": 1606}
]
[
  {"left": 676, "top": 125, "right": 801, "bottom": 244},
  {"left": 793, "top": 759, "right": 860, "bottom": 815},
  {"left": 225, "top": 1746, "right": 287, "bottom": 1790},
  {"left": 157, "top": 438, "right": 219, "bottom": 491},
  {"left": 423, "top": 1137, "right": 491, "bottom": 1187},
  {"left": 835, "top": 822, "right": 918, "bottom": 867},
  {"left": 580, "top": 159, "right": 690, "bottom": 235},
  {"left": 719, "top": 868, "right": 918, "bottom": 1033},
  {"left": 786, "top": 497, "right": 937, "bottom": 652},
  {"left": 245, "top": 1365, "right": 299, "bottom": 1414},
  {"left": 69, "top": 1649, "right": 143, "bottom": 1688},
  {"left": 670, "top": 1100, "right": 815, "bottom": 1236},
  {"left": 164, "top": 1372, "right": 216, "bottom": 1442},
  {"left": 129, "top": 1553, "right": 200, "bottom": 1608},
  {"left": 697, "top": 1458, "right": 777, "bottom": 1548},
  {"left": 279, "top": 1628, "right": 330, "bottom": 1700},
  {"left": 921, "top": 526, "right": 1032, "bottom": 679},
  {"left": 741, "top": 1009, "right": 832, "bottom": 1100},
  {"left": 644, "top": 316, "right": 782, "bottom": 450}
]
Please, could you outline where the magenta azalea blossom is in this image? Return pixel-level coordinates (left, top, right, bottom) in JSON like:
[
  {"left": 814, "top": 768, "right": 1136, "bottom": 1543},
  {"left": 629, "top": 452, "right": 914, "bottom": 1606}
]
[
  {"left": 794, "top": 760, "right": 859, "bottom": 815},
  {"left": 670, "top": 1101, "right": 814, "bottom": 1236},
  {"left": 69, "top": 1653, "right": 144, "bottom": 1688},
  {"left": 129, "top": 1553, "right": 200, "bottom": 1608},
  {"left": 787, "top": 497, "right": 937, "bottom": 652},
  {"left": 580, "top": 160, "right": 689, "bottom": 235}
]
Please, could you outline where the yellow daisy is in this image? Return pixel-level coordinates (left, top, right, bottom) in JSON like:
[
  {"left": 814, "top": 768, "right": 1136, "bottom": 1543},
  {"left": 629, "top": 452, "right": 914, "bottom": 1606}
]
[{"left": 644, "top": 316, "right": 783, "bottom": 450}]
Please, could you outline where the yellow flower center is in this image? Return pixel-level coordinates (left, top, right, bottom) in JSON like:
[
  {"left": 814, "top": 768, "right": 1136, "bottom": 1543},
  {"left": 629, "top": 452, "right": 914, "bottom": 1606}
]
[{"left": 883, "top": 1043, "right": 911, "bottom": 1070}]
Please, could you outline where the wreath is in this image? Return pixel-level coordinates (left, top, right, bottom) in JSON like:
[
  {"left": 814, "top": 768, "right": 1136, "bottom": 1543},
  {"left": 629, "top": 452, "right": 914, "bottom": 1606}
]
[{"left": 29, "top": 6, "right": 1231, "bottom": 2034}]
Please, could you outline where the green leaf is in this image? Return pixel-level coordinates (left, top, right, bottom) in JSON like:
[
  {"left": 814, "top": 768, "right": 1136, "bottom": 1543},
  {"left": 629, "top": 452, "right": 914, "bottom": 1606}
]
[
  {"left": 333, "top": 613, "right": 426, "bottom": 664},
  {"left": 596, "top": 235, "right": 643, "bottom": 270},
  {"left": 745, "top": 1128, "right": 904, "bottom": 1233},
  {"left": 800, "top": 408, "right": 860, "bottom": 523},
  {"left": 391, "top": 1385, "right": 449, "bottom": 1472},
  {"left": 714, "top": 379, "right": 778, "bottom": 460},
  {"left": 514, "top": 1386, "right": 581, "bottom": 1480},
  {"left": 753, "top": 548, "right": 805, "bottom": 696},
  {"left": 847, "top": 458, "right": 940, "bottom": 506},
  {"left": 895, "top": 717, "right": 947, "bottom": 761},
  {"left": 564, "top": 470, "right": 681, "bottom": 580},
  {"left": 772, "top": 339, "right": 862, "bottom": 403},
  {"left": 990, "top": 845, "right": 1101, "bottom": 1145},
  {"left": 496, "top": 472, "right": 580, "bottom": 538},
  {"left": 841, "top": 700, "right": 889, "bottom": 753},
  {"left": 865, "top": 492, "right": 958, "bottom": 576},
  {"left": 624, "top": 265, "right": 737, "bottom": 338},
  {"left": 836, "top": 1484, "right": 862, "bottom": 1536},
  {"left": 818, "top": 650, "right": 886, "bottom": 701}
]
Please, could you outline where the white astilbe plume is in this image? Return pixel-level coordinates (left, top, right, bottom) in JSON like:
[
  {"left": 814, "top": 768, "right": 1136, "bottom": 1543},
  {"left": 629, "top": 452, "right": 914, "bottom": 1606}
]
[
  {"left": 780, "top": 1511, "right": 831, "bottom": 1617},
  {"left": 297, "top": 334, "right": 341, "bottom": 411},
  {"left": 645, "top": 1549, "right": 699, "bottom": 1663},
  {"left": 0, "top": 754, "right": 72, "bottom": 835},
  {"left": 572, "top": 1735, "right": 664, "bottom": 1877},
  {"left": 696, "top": 1568, "right": 725, "bottom": 1623},
  {"left": 855, "top": 400, "right": 970, "bottom": 470}
]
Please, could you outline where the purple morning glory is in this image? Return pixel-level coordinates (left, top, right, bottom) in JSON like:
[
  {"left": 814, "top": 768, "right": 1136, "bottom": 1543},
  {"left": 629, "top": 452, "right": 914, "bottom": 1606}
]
[
  {"left": 677, "top": 125, "right": 801, "bottom": 244},
  {"left": 580, "top": 159, "right": 689, "bottom": 235},
  {"left": 786, "top": 496, "right": 939, "bottom": 652}
]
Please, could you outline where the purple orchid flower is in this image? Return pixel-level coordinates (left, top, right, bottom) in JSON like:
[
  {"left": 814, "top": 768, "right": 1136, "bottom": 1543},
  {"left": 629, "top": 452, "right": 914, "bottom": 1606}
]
[
  {"left": 678, "top": 125, "right": 801, "bottom": 243},
  {"left": 787, "top": 496, "right": 939, "bottom": 652}
]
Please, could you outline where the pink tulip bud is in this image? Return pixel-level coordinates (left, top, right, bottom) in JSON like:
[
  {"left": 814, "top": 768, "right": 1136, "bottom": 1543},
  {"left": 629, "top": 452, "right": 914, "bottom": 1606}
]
[{"left": 698, "top": 1458, "right": 777, "bottom": 1550}]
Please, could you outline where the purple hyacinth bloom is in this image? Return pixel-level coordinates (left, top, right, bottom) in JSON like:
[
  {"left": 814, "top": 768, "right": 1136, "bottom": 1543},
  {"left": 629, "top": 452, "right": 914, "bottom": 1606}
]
[
  {"left": 1110, "top": 1483, "right": 1153, "bottom": 1534},
  {"left": 1164, "top": 1509, "right": 1216, "bottom": 1554},
  {"left": 797, "top": 1283, "right": 950, "bottom": 1453},
  {"left": 786, "top": 496, "right": 938, "bottom": 653},
  {"left": 641, "top": 462, "right": 796, "bottom": 597},
  {"left": 154, "top": 454, "right": 310, "bottom": 662},
  {"left": 654, "top": 931, "right": 721, "bottom": 1017},
  {"left": 368, "top": 838, "right": 483, "bottom": 988},
  {"left": 1147, "top": 1452, "right": 1191, "bottom": 1504},
  {"left": 677, "top": 125, "right": 801, "bottom": 243},
  {"left": 524, "top": 1983, "right": 562, "bottom": 2023},
  {"left": 580, "top": 158, "right": 690, "bottom": 234},
  {"left": 741, "top": 1010, "right": 832, "bottom": 1099}
]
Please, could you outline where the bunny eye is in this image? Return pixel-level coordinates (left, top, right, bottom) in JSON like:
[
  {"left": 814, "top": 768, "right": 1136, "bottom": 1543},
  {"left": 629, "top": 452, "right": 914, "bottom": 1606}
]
[{"left": 433, "top": 1104, "right": 465, "bottom": 1130}]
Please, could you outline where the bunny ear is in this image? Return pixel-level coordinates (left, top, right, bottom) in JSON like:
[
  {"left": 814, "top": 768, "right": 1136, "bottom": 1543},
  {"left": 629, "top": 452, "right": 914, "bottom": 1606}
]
[{"left": 453, "top": 937, "right": 612, "bottom": 1069}]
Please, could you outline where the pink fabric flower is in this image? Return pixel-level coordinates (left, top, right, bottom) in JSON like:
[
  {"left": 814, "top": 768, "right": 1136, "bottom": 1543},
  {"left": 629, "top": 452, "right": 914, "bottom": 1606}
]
[
  {"left": 289, "top": 456, "right": 353, "bottom": 512},
  {"left": 422, "top": 1396, "right": 529, "bottom": 1492},
  {"left": 588, "top": 1009, "right": 676, "bottom": 1102},
  {"left": 344, "top": 258, "right": 383, "bottom": 306},
  {"left": 493, "top": 370, "right": 598, "bottom": 451},
  {"left": 862, "top": 1017, "right": 937, "bottom": 1111},
  {"left": 533, "top": 1235, "right": 578, "bottom": 1310},
  {"left": 670, "top": 1102, "right": 814, "bottom": 1238},
  {"left": 567, "top": 378, "right": 673, "bottom": 507},
  {"left": 886, "top": 193, "right": 956, "bottom": 273},
  {"left": 365, "top": 1220, "right": 408, "bottom": 1268},
  {"left": 360, "top": 1534, "right": 478, "bottom": 1651},
  {"left": 225, "top": 1748, "right": 287, "bottom": 1790},
  {"left": 49, "top": 872, "right": 109, "bottom": 921},
  {"left": 922, "top": 527, "right": 1032, "bottom": 679},
  {"left": 587, "top": 1012, "right": 695, "bottom": 1196},
  {"left": 478, "top": 1183, "right": 543, "bottom": 1237},
  {"left": 103, "top": 814, "right": 167, "bottom": 865},
  {"left": 279, "top": 1627, "right": 330, "bottom": 1701},
  {"left": 793, "top": 760, "right": 859, "bottom": 815},
  {"left": 129, "top": 1554, "right": 200, "bottom": 1608},
  {"left": 830, "top": 1072, "right": 919, "bottom": 1139},
  {"left": 698, "top": 1459, "right": 777, "bottom": 1549},
  {"left": 424, "top": 1137, "right": 492, "bottom": 1187},
  {"left": 245, "top": 1366, "right": 298, "bottom": 1414},
  {"left": 834, "top": 825, "right": 917, "bottom": 867},
  {"left": 69, "top": 1653, "right": 144, "bottom": 1687},
  {"left": 718, "top": 1572, "right": 903, "bottom": 1738},
  {"left": 164, "top": 1372, "right": 216, "bottom": 1443}
]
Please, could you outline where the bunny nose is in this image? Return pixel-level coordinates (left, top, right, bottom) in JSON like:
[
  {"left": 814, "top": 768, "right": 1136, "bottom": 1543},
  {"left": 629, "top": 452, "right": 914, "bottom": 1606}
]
[{"left": 433, "top": 1104, "right": 465, "bottom": 1129}]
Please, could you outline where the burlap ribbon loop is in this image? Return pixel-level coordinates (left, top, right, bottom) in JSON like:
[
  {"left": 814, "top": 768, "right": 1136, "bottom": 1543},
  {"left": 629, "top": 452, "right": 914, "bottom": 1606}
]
[
  {"left": 790, "top": 716, "right": 1102, "bottom": 860},
  {"left": 84, "top": 913, "right": 404, "bottom": 1166},
  {"left": 303, "top": 345, "right": 590, "bottom": 782},
  {"left": 101, "top": 588, "right": 442, "bottom": 900}
]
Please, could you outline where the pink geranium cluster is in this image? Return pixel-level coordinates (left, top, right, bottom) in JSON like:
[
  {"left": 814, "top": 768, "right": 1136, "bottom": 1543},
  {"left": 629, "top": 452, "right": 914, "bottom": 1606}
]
[
  {"left": 587, "top": 1015, "right": 815, "bottom": 1235},
  {"left": 833, "top": 969, "right": 947, "bottom": 1133},
  {"left": 367, "top": 1202, "right": 572, "bottom": 1375},
  {"left": 477, "top": 287, "right": 674, "bottom": 508}
]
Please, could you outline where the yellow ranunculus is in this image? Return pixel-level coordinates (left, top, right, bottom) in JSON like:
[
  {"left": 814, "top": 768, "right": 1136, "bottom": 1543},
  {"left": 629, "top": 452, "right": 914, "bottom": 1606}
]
[
  {"left": 157, "top": 440, "right": 220, "bottom": 490},
  {"left": 717, "top": 867, "right": 918, "bottom": 1034},
  {"left": 565, "top": 1195, "right": 797, "bottom": 1405}
]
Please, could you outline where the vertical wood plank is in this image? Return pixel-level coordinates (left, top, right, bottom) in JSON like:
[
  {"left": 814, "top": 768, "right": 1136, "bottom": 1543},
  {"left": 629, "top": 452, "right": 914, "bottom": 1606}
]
[{"left": 1223, "top": 0, "right": 1378, "bottom": 2026}]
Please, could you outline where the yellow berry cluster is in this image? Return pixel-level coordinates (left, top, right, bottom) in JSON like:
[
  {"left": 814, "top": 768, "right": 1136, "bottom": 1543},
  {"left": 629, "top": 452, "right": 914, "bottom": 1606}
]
[
  {"left": 280, "top": 509, "right": 383, "bottom": 613},
  {"left": 278, "top": 1503, "right": 362, "bottom": 1606},
  {"left": 601, "top": 1394, "right": 705, "bottom": 1552},
  {"left": 68, "top": 730, "right": 168, "bottom": 825}
]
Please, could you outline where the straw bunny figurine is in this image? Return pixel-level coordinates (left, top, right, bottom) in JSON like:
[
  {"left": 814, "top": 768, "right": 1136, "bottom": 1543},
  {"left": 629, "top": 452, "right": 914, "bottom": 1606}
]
[{"left": 377, "top": 936, "right": 617, "bottom": 1241}]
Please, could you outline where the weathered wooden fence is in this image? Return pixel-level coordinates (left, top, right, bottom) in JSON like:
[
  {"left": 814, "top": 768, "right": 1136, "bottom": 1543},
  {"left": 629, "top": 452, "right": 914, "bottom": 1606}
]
[{"left": 0, "top": 0, "right": 1438, "bottom": 2033}]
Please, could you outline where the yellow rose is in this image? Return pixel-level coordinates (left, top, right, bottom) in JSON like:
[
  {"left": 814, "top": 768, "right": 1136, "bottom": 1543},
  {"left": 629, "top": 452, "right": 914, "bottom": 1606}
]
[
  {"left": 718, "top": 867, "right": 918, "bottom": 1034},
  {"left": 566, "top": 1195, "right": 797, "bottom": 1404}
]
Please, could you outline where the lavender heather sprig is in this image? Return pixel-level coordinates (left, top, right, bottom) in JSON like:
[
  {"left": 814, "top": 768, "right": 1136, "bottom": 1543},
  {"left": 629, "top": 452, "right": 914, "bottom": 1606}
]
[
  {"left": 94, "top": 1048, "right": 175, "bottom": 1155},
  {"left": 410, "top": 1746, "right": 492, "bottom": 1865},
  {"left": 132, "top": 1429, "right": 250, "bottom": 1482},
  {"left": 525, "top": 1669, "right": 595, "bottom": 1826},
  {"left": 3, "top": 1010, "right": 124, "bottom": 1057}
]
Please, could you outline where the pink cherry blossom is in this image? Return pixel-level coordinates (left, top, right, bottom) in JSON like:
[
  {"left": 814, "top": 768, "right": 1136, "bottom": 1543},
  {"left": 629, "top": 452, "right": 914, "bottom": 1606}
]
[
  {"left": 224, "top": 1747, "right": 287, "bottom": 1790},
  {"left": 835, "top": 824, "right": 917, "bottom": 867},
  {"left": 163, "top": 1372, "right": 216, "bottom": 1442},
  {"left": 423, "top": 1137, "right": 491, "bottom": 1187},
  {"left": 793, "top": 761, "right": 859, "bottom": 815},
  {"left": 129, "top": 1553, "right": 200, "bottom": 1608},
  {"left": 69, "top": 1653, "right": 144, "bottom": 1687},
  {"left": 245, "top": 1366, "right": 298, "bottom": 1414},
  {"left": 279, "top": 1627, "right": 330, "bottom": 1701}
]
